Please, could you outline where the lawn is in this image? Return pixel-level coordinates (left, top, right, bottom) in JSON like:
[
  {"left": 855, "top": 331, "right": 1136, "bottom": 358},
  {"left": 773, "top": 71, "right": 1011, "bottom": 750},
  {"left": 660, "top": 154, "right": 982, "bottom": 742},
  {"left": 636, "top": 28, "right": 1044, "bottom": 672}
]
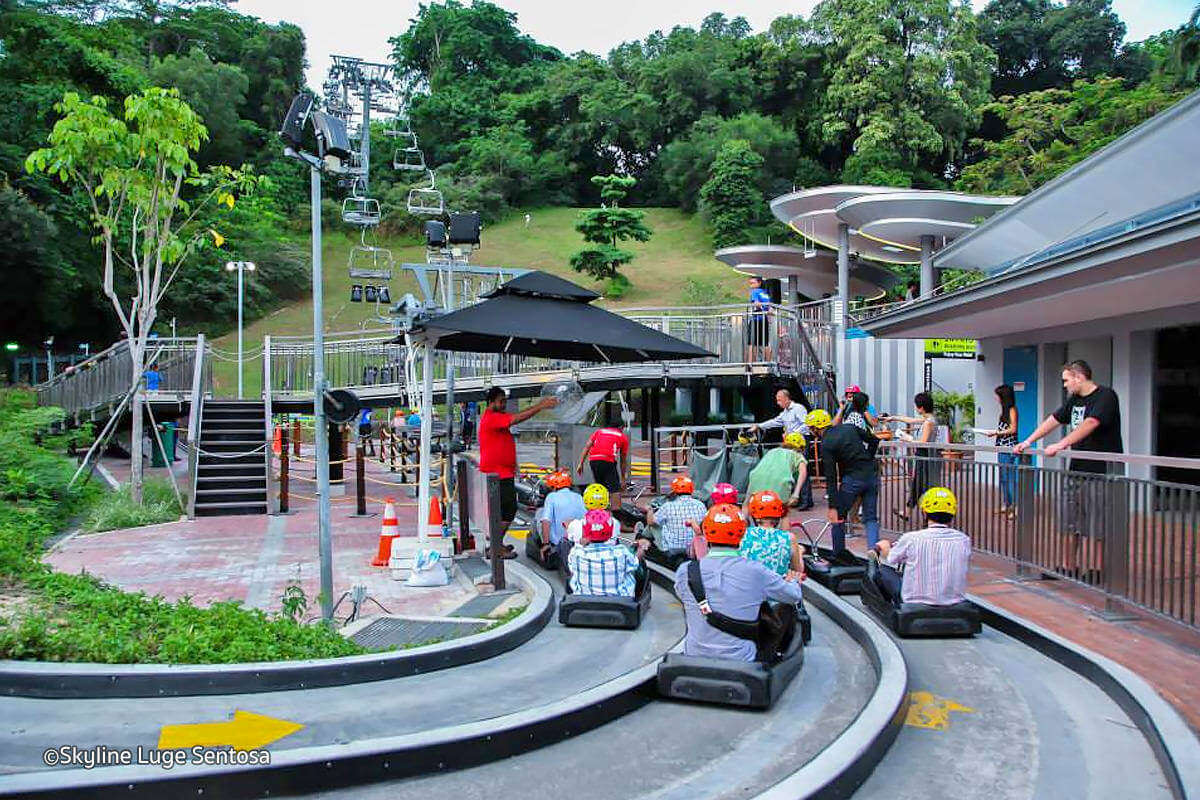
[{"left": 209, "top": 207, "right": 745, "bottom": 395}]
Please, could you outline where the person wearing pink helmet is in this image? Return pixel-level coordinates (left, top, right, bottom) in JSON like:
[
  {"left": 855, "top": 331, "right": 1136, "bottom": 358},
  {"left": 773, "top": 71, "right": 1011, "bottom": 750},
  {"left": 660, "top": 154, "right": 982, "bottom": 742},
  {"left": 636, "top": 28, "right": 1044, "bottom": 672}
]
[{"left": 568, "top": 509, "right": 648, "bottom": 597}]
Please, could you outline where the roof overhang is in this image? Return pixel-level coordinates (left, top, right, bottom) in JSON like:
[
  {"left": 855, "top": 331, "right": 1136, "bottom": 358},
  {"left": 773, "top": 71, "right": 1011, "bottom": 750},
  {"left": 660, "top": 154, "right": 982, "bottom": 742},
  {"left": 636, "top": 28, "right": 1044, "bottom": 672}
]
[
  {"left": 935, "top": 89, "right": 1200, "bottom": 273},
  {"left": 860, "top": 211, "right": 1200, "bottom": 340},
  {"left": 714, "top": 244, "right": 897, "bottom": 298}
]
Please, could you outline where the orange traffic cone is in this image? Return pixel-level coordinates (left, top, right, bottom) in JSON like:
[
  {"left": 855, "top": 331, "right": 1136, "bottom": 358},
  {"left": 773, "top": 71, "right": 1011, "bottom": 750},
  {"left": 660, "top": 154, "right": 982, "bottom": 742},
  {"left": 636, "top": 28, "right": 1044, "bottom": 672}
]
[
  {"left": 428, "top": 496, "right": 444, "bottom": 536},
  {"left": 371, "top": 496, "right": 399, "bottom": 566}
]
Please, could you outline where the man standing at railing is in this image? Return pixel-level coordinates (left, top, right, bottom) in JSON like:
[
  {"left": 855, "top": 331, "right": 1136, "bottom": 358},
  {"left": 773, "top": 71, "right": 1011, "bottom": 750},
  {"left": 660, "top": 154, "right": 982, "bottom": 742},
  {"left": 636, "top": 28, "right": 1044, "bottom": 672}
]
[
  {"left": 479, "top": 386, "right": 559, "bottom": 559},
  {"left": 749, "top": 388, "right": 812, "bottom": 510},
  {"left": 745, "top": 276, "right": 772, "bottom": 363},
  {"left": 1015, "top": 359, "right": 1123, "bottom": 583}
]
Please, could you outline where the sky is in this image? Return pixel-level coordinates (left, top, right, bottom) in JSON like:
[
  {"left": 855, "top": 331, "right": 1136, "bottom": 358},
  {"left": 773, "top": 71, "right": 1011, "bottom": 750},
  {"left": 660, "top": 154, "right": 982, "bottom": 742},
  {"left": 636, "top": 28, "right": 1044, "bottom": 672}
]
[{"left": 234, "top": 0, "right": 1198, "bottom": 90}]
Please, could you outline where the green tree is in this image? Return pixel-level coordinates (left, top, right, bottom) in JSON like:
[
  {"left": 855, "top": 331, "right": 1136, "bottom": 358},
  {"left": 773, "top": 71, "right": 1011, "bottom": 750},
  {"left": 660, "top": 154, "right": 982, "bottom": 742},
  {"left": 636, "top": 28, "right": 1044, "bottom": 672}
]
[
  {"left": 811, "top": 0, "right": 995, "bottom": 184},
  {"left": 699, "top": 139, "right": 766, "bottom": 248},
  {"left": 26, "top": 88, "right": 260, "bottom": 501},
  {"left": 1170, "top": 4, "right": 1200, "bottom": 85},
  {"left": 150, "top": 48, "right": 249, "bottom": 167},
  {"left": 569, "top": 175, "right": 652, "bottom": 286},
  {"left": 957, "top": 77, "right": 1186, "bottom": 194}
]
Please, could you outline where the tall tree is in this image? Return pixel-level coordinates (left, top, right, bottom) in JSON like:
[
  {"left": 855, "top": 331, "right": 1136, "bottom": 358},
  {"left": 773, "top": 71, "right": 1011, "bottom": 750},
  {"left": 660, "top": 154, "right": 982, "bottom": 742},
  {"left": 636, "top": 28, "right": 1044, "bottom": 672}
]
[
  {"left": 699, "top": 139, "right": 766, "bottom": 248},
  {"left": 27, "top": 88, "right": 260, "bottom": 500},
  {"left": 569, "top": 175, "right": 652, "bottom": 285},
  {"left": 811, "top": 0, "right": 996, "bottom": 185}
]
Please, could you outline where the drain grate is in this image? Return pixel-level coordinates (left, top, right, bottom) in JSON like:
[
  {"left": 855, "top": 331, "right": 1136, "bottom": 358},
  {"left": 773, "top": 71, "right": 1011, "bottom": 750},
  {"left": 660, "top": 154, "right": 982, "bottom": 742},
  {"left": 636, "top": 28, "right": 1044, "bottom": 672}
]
[
  {"left": 456, "top": 555, "right": 492, "bottom": 582},
  {"left": 449, "top": 593, "right": 512, "bottom": 618},
  {"left": 350, "top": 617, "right": 489, "bottom": 651}
]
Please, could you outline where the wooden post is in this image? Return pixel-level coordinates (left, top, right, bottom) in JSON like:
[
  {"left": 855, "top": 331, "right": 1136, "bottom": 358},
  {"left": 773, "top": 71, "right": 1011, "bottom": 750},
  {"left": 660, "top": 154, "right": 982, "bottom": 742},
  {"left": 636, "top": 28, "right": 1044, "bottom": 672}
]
[
  {"left": 355, "top": 442, "right": 367, "bottom": 516},
  {"left": 292, "top": 419, "right": 301, "bottom": 457},
  {"left": 279, "top": 427, "right": 290, "bottom": 514}
]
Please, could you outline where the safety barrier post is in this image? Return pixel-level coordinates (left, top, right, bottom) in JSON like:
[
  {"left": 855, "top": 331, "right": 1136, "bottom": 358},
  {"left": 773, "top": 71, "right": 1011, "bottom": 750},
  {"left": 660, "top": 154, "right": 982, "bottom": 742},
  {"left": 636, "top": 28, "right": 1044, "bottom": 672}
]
[
  {"left": 1103, "top": 469, "right": 1130, "bottom": 616},
  {"left": 1015, "top": 453, "right": 1035, "bottom": 579},
  {"left": 279, "top": 427, "right": 290, "bottom": 514},
  {"left": 487, "top": 473, "right": 506, "bottom": 591},
  {"left": 457, "top": 458, "right": 472, "bottom": 553},
  {"left": 355, "top": 442, "right": 367, "bottom": 516},
  {"left": 292, "top": 419, "right": 301, "bottom": 457}
]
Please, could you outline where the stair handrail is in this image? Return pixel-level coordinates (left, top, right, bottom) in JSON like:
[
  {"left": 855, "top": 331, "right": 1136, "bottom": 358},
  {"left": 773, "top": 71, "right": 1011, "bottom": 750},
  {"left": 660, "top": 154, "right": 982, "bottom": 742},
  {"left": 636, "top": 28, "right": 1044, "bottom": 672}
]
[
  {"left": 263, "top": 335, "right": 277, "bottom": 514},
  {"left": 186, "top": 333, "right": 206, "bottom": 520}
]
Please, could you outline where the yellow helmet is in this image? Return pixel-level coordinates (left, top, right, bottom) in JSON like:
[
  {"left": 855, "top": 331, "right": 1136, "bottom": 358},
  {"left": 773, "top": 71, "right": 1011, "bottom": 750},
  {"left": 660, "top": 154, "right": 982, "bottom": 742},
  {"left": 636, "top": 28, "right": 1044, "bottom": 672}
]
[
  {"left": 805, "top": 409, "right": 832, "bottom": 430},
  {"left": 783, "top": 431, "right": 806, "bottom": 450},
  {"left": 919, "top": 487, "right": 957, "bottom": 516},
  {"left": 583, "top": 483, "right": 610, "bottom": 510}
]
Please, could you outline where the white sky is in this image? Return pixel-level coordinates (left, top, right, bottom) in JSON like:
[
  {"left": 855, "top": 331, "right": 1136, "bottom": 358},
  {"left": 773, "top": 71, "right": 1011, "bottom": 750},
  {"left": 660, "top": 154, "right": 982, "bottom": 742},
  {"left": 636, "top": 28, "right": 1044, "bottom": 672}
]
[{"left": 233, "top": 0, "right": 1197, "bottom": 90}]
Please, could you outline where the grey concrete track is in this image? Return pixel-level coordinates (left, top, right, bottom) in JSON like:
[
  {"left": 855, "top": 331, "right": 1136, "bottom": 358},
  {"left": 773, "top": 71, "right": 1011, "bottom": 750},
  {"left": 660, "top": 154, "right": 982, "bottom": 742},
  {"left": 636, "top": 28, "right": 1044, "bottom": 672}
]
[
  {"left": 852, "top": 599, "right": 1172, "bottom": 800},
  {"left": 297, "top": 602, "right": 876, "bottom": 800},
  {"left": 0, "top": 563, "right": 682, "bottom": 777}
]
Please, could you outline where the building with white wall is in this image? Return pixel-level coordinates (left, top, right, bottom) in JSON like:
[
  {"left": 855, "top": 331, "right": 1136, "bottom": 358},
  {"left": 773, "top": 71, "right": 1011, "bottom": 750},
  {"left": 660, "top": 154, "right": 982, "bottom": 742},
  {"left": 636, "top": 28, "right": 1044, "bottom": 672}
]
[{"left": 860, "top": 89, "right": 1200, "bottom": 482}]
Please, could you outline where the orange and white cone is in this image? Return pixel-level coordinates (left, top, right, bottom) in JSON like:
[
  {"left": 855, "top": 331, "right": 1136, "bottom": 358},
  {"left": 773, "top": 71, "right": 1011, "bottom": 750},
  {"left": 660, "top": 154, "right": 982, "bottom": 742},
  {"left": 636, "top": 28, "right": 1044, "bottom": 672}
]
[
  {"left": 427, "top": 496, "right": 444, "bottom": 537},
  {"left": 371, "top": 496, "right": 399, "bottom": 566}
]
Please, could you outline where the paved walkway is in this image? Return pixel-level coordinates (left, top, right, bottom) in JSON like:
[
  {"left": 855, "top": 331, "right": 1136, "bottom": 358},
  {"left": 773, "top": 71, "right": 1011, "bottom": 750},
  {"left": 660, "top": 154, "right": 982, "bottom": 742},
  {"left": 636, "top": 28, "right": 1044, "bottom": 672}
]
[{"left": 44, "top": 500, "right": 475, "bottom": 623}]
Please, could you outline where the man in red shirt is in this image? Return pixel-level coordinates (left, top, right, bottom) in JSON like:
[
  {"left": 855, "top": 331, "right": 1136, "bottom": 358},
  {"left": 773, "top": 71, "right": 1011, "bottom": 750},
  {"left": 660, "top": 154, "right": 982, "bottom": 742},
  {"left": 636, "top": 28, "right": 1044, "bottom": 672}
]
[
  {"left": 479, "top": 386, "right": 558, "bottom": 558},
  {"left": 576, "top": 425, "right": 630, "bottom": 511}
]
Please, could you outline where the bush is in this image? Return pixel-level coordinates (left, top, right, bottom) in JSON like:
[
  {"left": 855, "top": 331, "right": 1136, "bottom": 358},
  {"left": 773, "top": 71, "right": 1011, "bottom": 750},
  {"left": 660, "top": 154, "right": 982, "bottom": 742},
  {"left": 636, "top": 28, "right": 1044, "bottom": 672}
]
[
  {"left": 603, "top": 273, "right": 631, "bottom": 299},
  {"left": 83, "top": 479, "right": 181, "bottom": 532},
  {"left": 0, "top": 388, "right": 365, "bottom": 664}
]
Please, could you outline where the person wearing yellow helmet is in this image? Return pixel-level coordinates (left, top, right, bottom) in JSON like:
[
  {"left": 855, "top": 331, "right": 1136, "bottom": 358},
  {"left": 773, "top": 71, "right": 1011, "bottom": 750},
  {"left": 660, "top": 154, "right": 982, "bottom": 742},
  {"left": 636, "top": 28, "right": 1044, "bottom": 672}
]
[
  {"left": 744, "top": 430, "right": 809, "bottom": 515},
  {"left": 871, "top": 487, "right": 971, "bottom": 608},
  {"left": 566, "top": 484, "right": 619, "bottom": 546},
  {"left": 815, "top": 407, "right": 881, "bottom": 554}
]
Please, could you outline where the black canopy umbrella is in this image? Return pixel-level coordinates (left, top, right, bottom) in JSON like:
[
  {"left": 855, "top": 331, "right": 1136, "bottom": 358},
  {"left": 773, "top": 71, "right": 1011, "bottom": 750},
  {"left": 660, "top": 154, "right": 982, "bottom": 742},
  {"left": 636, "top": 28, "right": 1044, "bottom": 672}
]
[{"left": 402, "top": 271, "right": 715, "bottom": 362}]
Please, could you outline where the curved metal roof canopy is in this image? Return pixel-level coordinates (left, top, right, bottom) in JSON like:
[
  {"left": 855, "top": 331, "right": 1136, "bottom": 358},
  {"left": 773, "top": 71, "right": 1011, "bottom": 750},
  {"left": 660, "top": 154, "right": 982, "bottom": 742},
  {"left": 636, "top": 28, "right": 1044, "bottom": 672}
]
[
  {"left": 714, "top": 245, "right": 897, "bottom": 299},
  {"left": 770, "top": 186, "right": 1018, "bottom": 265}
]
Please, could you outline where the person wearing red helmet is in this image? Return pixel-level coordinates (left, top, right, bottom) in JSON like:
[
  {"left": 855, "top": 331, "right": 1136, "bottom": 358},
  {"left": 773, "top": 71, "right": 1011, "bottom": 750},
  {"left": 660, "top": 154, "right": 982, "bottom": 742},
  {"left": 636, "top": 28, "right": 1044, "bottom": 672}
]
[
  {"left": 568, "top": 509, "right": 648, "bottom": 597},
  {"left": 675, "top": 504, "right": 804, "bottom": 663},
  {"left": 536, "top": 469, "right": 586, "bottom": 564},
  {"left": 709, "top": 482, "right": 738, "bottom": 505},
  {"left": 645, "top": 474, "right": 707, "bottom": 555},
  {"left": 740, "top": 490, "right": 803, "bottom": 577}
]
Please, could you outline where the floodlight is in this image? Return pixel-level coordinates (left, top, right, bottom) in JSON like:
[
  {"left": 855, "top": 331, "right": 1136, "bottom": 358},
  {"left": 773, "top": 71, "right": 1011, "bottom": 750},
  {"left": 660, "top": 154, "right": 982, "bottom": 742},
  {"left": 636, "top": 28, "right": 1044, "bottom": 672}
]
[
  {"left": 448, "top": 212, "right": 481, "bottom": 246},
  {"left": 378, "top": 286, "right": 391, "bottom": 304},
  {"left": 424, "top": 220, "right": 446, "bottom": 248},
  {"left": 279, "top": 94, "right": 315, "bottom": 151},
  {"left": 350, "top": 284, "right": 364, "bottom": 302},
  {"left": 364, "top": 285, "right": 378, "bottom": 302},
  {"left": 311, "top": 110, "right": 352, "bottom": 161}
]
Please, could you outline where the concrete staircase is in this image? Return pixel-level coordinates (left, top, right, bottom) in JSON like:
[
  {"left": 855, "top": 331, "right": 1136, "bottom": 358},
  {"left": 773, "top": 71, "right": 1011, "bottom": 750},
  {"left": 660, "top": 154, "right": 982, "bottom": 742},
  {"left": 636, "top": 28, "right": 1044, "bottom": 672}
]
[{"left": 194, "top": 401, "right": 268, "bottom": 516}]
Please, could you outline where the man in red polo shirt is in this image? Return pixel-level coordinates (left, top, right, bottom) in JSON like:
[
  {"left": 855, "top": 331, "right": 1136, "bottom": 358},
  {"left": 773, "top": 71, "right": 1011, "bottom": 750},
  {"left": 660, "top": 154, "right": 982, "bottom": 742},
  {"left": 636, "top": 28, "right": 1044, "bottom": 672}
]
[
  {"left": 576, "top": 424, "right": 630, "bottom": 511},
  {"left": 479, "top": 386, "right": 558, "bottom": 558}
]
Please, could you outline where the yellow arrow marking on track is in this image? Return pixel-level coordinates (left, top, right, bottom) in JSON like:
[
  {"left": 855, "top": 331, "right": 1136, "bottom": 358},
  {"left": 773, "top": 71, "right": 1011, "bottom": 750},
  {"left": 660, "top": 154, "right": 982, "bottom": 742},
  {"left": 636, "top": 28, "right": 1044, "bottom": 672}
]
[
  {"left": 904, "top": 691, "right": 975, "bottom": 730},
  {"left": 158, "top": 711, "right": 303, "bottom": 751}
]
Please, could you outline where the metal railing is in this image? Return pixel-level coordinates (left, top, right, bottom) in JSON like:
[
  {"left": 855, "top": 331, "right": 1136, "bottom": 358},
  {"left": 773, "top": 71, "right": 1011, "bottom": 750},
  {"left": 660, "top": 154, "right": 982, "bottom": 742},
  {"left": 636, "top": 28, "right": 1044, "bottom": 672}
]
[
  {"left": 35, "top": 337, "right": 211, "bottom": 418},
  {"left": 266, "top": 305, "right": 836, "bottom": 402},
  {"left": 876, "top": 440, "right": 1200, "bottom": 630}
]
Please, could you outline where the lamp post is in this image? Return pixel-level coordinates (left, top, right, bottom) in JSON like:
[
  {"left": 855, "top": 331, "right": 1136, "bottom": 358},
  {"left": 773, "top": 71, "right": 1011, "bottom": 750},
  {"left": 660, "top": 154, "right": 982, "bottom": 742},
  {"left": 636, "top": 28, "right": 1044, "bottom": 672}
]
[{"left": 225, "top": 261, "right": 256, "bottom": 399}]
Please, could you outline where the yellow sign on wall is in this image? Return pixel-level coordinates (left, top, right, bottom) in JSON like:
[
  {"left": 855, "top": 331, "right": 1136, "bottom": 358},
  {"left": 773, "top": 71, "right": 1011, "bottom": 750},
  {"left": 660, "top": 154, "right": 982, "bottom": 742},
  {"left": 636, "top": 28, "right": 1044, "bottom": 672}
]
[{"left": 924, "top": 338, "right": 978, "bottom": 359}]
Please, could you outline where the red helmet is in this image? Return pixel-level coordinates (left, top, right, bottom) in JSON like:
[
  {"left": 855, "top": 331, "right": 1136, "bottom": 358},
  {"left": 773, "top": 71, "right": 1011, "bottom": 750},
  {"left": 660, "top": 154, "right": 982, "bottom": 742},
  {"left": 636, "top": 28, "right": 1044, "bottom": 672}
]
[
  {"left": 702, "top": 503, "right": 747, "bottom": 547},
  {"left": 583, "top": 509, "right": 615, "bottom": 542},
  {"left": 545, "top": 469, "right": 571, "bottom": 489},
  {"left": 670, "top": 475, "right": 695, "bottom": 495},
  {"left": 748, "top": 490, "right": 785, "bottom": 520},
  {"left": 710, "top": 483, "right": 738, "bottom": 505},
  {"left": 846, "top": 384, "right": 862, "bottom": 395}
]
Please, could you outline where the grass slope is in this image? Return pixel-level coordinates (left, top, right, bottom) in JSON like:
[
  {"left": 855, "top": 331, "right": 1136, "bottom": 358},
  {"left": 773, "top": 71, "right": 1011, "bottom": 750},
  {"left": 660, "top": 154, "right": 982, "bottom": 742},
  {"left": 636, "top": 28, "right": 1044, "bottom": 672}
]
[{"left": 210, "top": 207, "right": 741, "bottom": 395}]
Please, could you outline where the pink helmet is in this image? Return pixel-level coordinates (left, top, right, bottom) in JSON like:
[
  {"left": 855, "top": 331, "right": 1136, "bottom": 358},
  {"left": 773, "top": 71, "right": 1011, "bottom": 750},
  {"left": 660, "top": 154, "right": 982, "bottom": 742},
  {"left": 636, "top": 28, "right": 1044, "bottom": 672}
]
[
  {"left": 583, "top": 509, "right": 615, "bottom": 542},
  {"left": 846, "top": 384, "right": 862, "bottom": 395},
  {"left": 710, "top": 482, "right": 738, "bottom": 505}
]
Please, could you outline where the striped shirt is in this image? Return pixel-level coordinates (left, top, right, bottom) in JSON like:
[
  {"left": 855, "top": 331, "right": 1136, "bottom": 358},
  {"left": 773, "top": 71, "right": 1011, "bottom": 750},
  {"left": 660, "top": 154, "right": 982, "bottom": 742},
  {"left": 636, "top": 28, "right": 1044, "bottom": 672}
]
[
  {"left": 569, "top": 541, "right": 640, "bottom": 597},
  {"left": 884, "top": 524, "right": 971, "bottom": 606},
  {"left": 655, "top": 496, "right": 707, "bottom": 551}
]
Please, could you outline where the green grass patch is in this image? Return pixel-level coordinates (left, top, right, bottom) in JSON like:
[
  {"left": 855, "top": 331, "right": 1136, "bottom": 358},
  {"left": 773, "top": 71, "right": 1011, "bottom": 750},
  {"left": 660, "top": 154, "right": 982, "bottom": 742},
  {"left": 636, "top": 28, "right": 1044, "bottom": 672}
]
[
  {"left": 83, "top": 478, "right": 182, "bottom": 533},
  {"left": 0, "top": 388, "right": 365, "bottom": 664}
]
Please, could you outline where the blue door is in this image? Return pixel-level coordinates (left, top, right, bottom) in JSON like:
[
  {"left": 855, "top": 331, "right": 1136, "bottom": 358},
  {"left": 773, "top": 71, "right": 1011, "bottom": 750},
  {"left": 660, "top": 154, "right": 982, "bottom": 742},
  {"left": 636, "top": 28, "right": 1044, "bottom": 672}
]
[{"left": 1003, "top": 346, "right": 1039, "bottom": 440}]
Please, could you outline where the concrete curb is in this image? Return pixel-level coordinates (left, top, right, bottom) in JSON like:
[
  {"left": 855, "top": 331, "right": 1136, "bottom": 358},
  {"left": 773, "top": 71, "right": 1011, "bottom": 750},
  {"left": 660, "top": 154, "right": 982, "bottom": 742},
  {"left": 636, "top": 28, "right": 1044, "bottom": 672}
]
[
  {"left": 969, "top": 593, "right": 1200, "bottom": 800},
  {"left": 0, "top": 565, "right": 907, "bottom": 799},
  {"left": 0, "top": 561, "right": 552, "bottom": 699}
]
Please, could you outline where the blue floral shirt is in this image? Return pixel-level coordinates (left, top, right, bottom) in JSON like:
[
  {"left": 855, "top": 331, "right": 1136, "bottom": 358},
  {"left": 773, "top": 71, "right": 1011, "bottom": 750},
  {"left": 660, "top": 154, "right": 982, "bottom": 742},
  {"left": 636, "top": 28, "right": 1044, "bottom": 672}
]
[{"left": 738, "top": 526, "right": 793, "bottom": 576}]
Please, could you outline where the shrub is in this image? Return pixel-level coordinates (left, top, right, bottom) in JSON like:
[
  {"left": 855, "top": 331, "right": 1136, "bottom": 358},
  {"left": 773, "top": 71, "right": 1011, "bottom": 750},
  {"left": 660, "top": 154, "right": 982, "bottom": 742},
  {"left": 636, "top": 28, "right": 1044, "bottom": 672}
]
[{"left": 83, "top": 478, "right": 181, "bottom": 532}]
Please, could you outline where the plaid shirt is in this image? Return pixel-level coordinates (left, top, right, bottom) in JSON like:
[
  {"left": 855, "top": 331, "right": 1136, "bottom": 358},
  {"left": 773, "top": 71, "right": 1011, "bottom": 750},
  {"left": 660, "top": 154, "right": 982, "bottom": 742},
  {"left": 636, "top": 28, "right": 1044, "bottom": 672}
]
[
  {"left": 568, "top": 541, "right": 639, "bottom": 597},
  {"left": 656, "top": 496, "right": 707, "bottom": 551}
]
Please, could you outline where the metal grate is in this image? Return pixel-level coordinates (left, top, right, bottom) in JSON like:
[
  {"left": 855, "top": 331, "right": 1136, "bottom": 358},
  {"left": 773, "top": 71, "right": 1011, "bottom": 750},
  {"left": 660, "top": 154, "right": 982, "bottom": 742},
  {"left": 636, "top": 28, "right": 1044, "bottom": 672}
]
[
  {"left": 449, "top": 593, "right": 512, "bottom": 618},
  {"left": 350, "top": 617, "right": 488, "bottom": 650}
]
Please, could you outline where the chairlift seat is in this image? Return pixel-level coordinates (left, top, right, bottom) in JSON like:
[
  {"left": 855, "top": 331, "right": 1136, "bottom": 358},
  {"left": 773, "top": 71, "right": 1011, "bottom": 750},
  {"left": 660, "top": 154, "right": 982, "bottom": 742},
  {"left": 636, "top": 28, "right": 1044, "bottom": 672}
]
[
  {"left": 558, "top": 581, "right": 650, "bottom": 629},
  {"left": 348, "top": 245, "right": 394, "bottom": 280},
  {"left": 342, "top": 197, "right": 381, "bottom": 226},
  {"left": 656, "top": 625, "right": 803, "bottom": 708},
  {"left": 407, "top": 187, "right": 445, "bottom": 216},
  {"left": 860, "top": 566, "right": 981, "bottom": 638},
  {"left": 394, "top": 148, "right": 426, "bottom": 171}
]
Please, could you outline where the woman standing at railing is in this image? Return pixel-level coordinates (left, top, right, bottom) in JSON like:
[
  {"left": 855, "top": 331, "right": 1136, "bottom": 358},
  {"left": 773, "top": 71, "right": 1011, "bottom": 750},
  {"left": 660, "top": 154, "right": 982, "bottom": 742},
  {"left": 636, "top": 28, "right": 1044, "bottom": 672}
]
[
  {"left": 890, "top": 392, "right": 938, "bottom": 522},
  {"left": 984, "top": 384, "right": 1020, "bottom": 519}
]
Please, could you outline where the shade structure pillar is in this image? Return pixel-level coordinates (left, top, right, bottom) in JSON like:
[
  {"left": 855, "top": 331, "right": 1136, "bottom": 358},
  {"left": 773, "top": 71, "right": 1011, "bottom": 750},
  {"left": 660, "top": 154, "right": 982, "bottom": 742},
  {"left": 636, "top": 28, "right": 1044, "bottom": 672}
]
[
  {"left": 836, "top": 222, "right": 850, "bottom": 396},
  {"left": 786, "top": 275, "right": 799, "bottom": 306},
  {"left": 920, "top": 234, "right": 935, "bottom": 298},
  {"left": 416, "top": 337, "right": 435, "bottom": 543}
]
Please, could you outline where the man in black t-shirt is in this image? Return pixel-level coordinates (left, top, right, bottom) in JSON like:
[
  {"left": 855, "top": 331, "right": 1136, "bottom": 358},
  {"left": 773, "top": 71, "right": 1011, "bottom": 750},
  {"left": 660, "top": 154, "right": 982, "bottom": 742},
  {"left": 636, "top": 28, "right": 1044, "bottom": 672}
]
[{"left": 1015, "top": 360, "right": 1123, "bottom": 580}]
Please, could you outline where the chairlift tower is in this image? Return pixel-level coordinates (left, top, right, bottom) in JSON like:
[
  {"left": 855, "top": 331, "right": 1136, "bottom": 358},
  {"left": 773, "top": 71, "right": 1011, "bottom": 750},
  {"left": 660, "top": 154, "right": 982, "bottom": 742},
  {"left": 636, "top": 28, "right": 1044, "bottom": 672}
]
[{"left": 327, "top": 55, "right": 395, "bottom": 196}]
